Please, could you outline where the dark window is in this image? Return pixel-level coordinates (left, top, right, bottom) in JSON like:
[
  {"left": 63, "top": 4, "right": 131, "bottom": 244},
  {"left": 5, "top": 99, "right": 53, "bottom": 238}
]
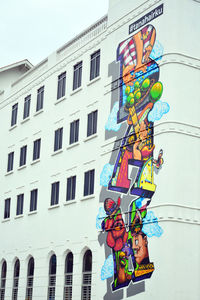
[
  {"left": 84, "top": 169, "right": 95, "bottom": 197},
  {"left": 66, "top": 176, "right": 76, "bottom": 201},
  {"left": 69, "top": 119, "right": 79, "bottom": 144},
  {"left": 51, "top": 182, "right": 59, "bottom": 206},
  {"left": 19, "top": 145, "right": 27, "bottom": 167},
  {"left": 23, "top": 95, "right": 31, "bottom": 119},
  {"left": 26, "top": 257, "right": 34, "bottom": 300},
  {"left": 7, "top": 151, "right": 14, "bottom": 172},
  {"left": 57, "top": 72, "right": 66, "bottom": 99},
  {"left": 64, "top": 252, "right": 73, "bottom": 300},
  {"left": 36, "top": 86, "right": 44, "bottom": 111},
  {"left": 11, "top": 103, "right": 18, "bottom": 126},
  {"left": 33, "top": 139, "right": 41, "bottom": 161},
  {"left": 73, "top": 62, "right": 82, "bottom": 90},
  {"left": 4, "top": 198, "right": 11, "bottom": 219},
  {"left": 0, "top": 261, "right": 7, "bottom": 300},
  {"left": 16, "top": 194, "right": 24, "bottom": 215},
  {"left": 12, "top": 259, "right": 20, "bottom": 300},
  {"left": 90, "top": 50, "right": 100, "bottom": 80},
  {"left": 48, "top": 255, "right": 57, "bottom": 300},
  {"left": 87, "top": 110, "right": 98, "bottom": 137},
  {"left": 54, "top": 128, "right": 63, "bottom": 151},
  {"left": 81, "top": 250, "right": 92, "bottom": 300},
  {"left": 30, "top": 189, "right": 38, "bottom": 212}
]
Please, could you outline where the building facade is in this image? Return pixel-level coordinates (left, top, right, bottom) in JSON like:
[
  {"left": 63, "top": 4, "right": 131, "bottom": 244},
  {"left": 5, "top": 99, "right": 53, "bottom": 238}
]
[{"left": 0, "top": 0, "right": 200, "bottom": 300}]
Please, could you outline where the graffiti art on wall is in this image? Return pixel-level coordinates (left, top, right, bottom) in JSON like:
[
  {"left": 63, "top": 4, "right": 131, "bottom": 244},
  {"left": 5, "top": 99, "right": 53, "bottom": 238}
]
[{"left": 97, "top": 22, "right": 169, "bottom": 297}]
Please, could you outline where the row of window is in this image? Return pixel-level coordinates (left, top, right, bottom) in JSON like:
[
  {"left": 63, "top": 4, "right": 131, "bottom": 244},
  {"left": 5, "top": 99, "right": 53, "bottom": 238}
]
[
  {"left": 7, "top": 110, "right": 97, "bottom": 173},
  {"left": 3, "top": 169, "right": 95, "bottom": 219},
  {"left": 10, "top": 50, "right": 100, "bottom": 127},
  {"left": 0, "top": 250, "right": 92, "bottom": 300}
]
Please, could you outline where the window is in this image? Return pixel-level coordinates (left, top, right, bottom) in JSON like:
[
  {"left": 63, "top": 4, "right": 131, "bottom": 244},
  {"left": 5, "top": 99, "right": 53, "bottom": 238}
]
[
  {"left": 69, "top": 120, "right": 79, "bottom": 144},
  {"left": 4, "top": 198, "right": 11, "bottom": 219},
  {"left": 12, "top": 259, "right": 20, "bottom": 300},
  {"left": 48, "top": 255, "right": 57, "bottom": 300},
  {"left": 54, "top": 128, "right": 63, "bottom": 151},
  {"left": 87, "top": 110, "right": 98, "bottom": 137},
  {"left": 16, "top": 194, "right": 24, "bottom": 216},
  {"left": 19, "top": 145, "right": 27, "bottom": 167},
  {"left": 73, "top": 62, "right": 82, "bottom": 90},
  {"left": 84, "top": 169, "right": 95, "bottom": 197},
  {"left": 57, "top": 72, "right": 66, "bottom": 99},
  {"left": 11, "top": 103, "right": 18, "bottom": 126},
  {"left": 81, "top": 250, "right": 92, "bottom": 300},
  {"left": 33, "top": 138, "right": 41, "bottom": 161},
  {"left": 7, "top": 151, "right": 14, "bottom": 172},
  {"left": 30, "top": 189, "right": 38, "bottom": 212},
  {"left": 26, "top": 257, "right": 34, "bottom": 300},
  {"left": 51, "top": 182, "right": 59, "bottom": 206},
  {"left": 23, "top": 95, "right": 31, "bottom": 119},
  {"left": 64, "top": 252, "right": 73, "bottom": 300},
  {"left": 90, "top": 50, "right": 100, "bottom": 80},
  {"left": 66, "top": 176, "right": 76, "bottom": 201},
  {"left": 0, "top": 261, "right": 7, "bottom": 300},
  {"left": 36, "top": 86, "right": 44, "bottom": 111}
]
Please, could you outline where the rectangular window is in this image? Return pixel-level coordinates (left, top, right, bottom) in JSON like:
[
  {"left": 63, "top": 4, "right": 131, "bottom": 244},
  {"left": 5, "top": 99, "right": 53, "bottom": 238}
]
[
  {"left": 19, "top": 145, "right": 27, "bottom": 167},
  {"left": 69, "top": 119, "right": 79, "bottom": 144},
  {"left": 11, "top": 103, "right": 18, "bottom": 126},
  {"left": 84, "top": 169, "right": 95, "bottom": 197},
  {"left": 87, "top": 110, "right": 98, "bottom": 137},
  {"left": 16, "top": 194, "right": 24, "bottom": 215},
  {"left": 73, "top": 61, "right": 82, "bottom": 90},
  {"left": 7, "top": 151, "right": 14, "bottom": 172},
  {"left": 30, "top": 189, "right": 38, "bottom": 212},
  {"left": 90, "top": 50, "right": 100, "bottom": 81},
  {"left": 23, "top": 95, "right": 31, "bottom": 119},
  {"left": 33, "top": 139, "right": 41, "bottom": 161},
  {"left": 57, "top": 72, "right": 66, "bottom": 99},
  {"left": 54, "top": 128, "right": 63, "bottom": 151},
  {"left": 36, "top": 86, "right": 44, "bottom": 111},
  {"left": 66, "top": 176, "right": 76, "bottom": 201},
  {"left": 4, "top": 198, "right": 11, "bottom": 219},
  {"left": 51, "top": 182, "right": 60, "bottom": 206}
]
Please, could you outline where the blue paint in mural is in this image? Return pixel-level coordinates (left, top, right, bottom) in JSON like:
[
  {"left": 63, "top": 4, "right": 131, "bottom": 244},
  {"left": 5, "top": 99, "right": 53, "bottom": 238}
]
[
  {"left": 135, "top": 197, "right": 144, "bottom": 209},
  {"left": 96, "top": 207, "right": 107, "bottom": 230},
  {"left": 100, "top": 164, "right": 114, "bottom": 187},
  {"left": 142, "top": 211, "right": 164, "bottom": 237},
  {"left": 101, "top": 254, "right": 114, "bottom": 280},
  {"left": 105, "top": 102, "right": 121, "bottom": 132},
  {"left": 150, "top": 40, "right": 164, "bottom": 61},
  {"left": 148, "top": 100, "right": 170, "bottom": 122}
]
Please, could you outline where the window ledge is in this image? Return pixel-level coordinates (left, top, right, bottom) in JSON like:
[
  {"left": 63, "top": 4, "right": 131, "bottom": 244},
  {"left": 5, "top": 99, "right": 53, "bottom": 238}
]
[
  {"left": 70, "top": 87, "right": 82, "bottom": 96},
  {"left": 15, "top": 214, "right": 24, "bottom": 219},
  {"left": 28, "top": 210, "right": 37, "bottom": 216},
  {"left": 34, "top": 109, "right": 44, "bottom": 117},
  {"left": 2, "top": 218, "right": 10, "bottom": 223},
  {"left": 9, "top": 124, "right": 17, "bottom": 131},
  {"left": 67, "top": 141, "right": 80, "bottom": 150},
  {"left": 21, "top": 117, "right": 30, "bottom": 124},
  {"left": 87, "top": 76, "right": 101, "bottom": 86},
  {"left": 55, "top": 96, "right": 66, "bottom": 105},
  {"left": 31, "top": 158, "right": 40, "bottom": 165},
  {"left": 51, "top": 149, "right": 63, "bottom": 156},
  {"left": 48, "top": 204, "right": 60, "bottom": 210},
  {"left": 84, "top": 133, "right": 98, "bottom": 142},
  {"left": 5, "top": 170, "right": 14, "bottom": 176},
  {"left": 18, "top": 165, "right": 26, "bottom": 171},
  {"left": 64, "top": 200, "right": 77, "bottom": 206},
  {"left": 81, "top": 194, "right": 95, "bottom": 201}
]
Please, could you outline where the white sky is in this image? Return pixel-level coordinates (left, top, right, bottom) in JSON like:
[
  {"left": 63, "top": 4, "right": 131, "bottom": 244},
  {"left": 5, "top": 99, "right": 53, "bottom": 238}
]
[{"left": 0, "top": 0, "right": 108, "bottom": 67}]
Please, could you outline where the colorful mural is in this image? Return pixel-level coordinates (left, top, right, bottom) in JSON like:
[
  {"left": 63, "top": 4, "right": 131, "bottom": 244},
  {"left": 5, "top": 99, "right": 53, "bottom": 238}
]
[{"left": 98, "top": 22, "right": 169, "bottom": 297}]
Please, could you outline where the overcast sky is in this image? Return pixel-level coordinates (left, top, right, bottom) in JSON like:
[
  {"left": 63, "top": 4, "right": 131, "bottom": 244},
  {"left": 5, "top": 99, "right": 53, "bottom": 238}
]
[{"left": 0, "top": 0, "right": 108, "bottom": 67}]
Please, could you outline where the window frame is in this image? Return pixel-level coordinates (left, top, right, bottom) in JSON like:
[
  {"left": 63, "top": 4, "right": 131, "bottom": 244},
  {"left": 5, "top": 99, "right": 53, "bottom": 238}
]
[
  {"left": 23, "top": 95, "right": 31, "bottom": 119},
  {"left": 63, "top": 252, "right": 73, "bottom": 300},
  {"left": 51, "top": 182, "right": 60, "bottom": 206},
  {"left": 83, "top": 169, "right": 95, "bottom": 197},
  {"left": 54, "top": 128, "right": 63, "bottom": 152},
  {"left": 90, "top": 50, "right": 100, "bottom": 81},
  {"left": 7, "top": 151, "right": 14, "bottom": 172},
  {"left": 66, "top": 176, "right": 76, "bottom": 201},
  {"left": 30, "top": 189, "right": 38, "bottom": 212},
  {"left": 4, "top": 198, "right": 11, "bottom": 219},
  {"left": 69, "top": 119, "right": 79, "bottom": 145},
  {"left": 87, "top": 110, "right": 98, "bottom": 137},
  {"left": 0, "top": 260, "right": 7, "bottom": 300},
  {"left": 36, "top": 86, "right": 44, "bottom": 111},
  {"left": 57, "top": 72, "right": 66, "bottom": 99},
  {"left": 73, "top": 61, "right": 82, "bottom": 90},
  {"left": 48, "top": 255, "right": 57, "bottom": 300},
  {"left": 33, "top": 138, "right": 41, "bottom": 161},
  {"left": 16, "top": 194, "right": 24, "bottom": 216},
  {"left": 26, "top": 257, "right": 34, "bottom": 300},
  {"left": 81, "top": 250, "right": 92, "bottom": 300},
  {"left": 12, "top": 259, "right": 20, "bottom": 300},
  {"left": 19, "top": 145, "right": 27, "bottom": 167},
  {"left": 11, "top": 103, "right": 18, "bottom": 127}
]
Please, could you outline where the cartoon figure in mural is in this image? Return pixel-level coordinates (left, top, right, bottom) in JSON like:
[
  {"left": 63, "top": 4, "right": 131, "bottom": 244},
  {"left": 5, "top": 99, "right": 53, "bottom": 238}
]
[{"left": 99, "top": 23, "right": 168, "bottom": 294}]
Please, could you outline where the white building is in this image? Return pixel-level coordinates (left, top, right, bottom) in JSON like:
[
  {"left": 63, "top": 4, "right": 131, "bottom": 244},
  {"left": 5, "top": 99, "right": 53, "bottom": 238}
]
[{"left": 0, "top": 0, "right": 200, "bottom": 300}]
